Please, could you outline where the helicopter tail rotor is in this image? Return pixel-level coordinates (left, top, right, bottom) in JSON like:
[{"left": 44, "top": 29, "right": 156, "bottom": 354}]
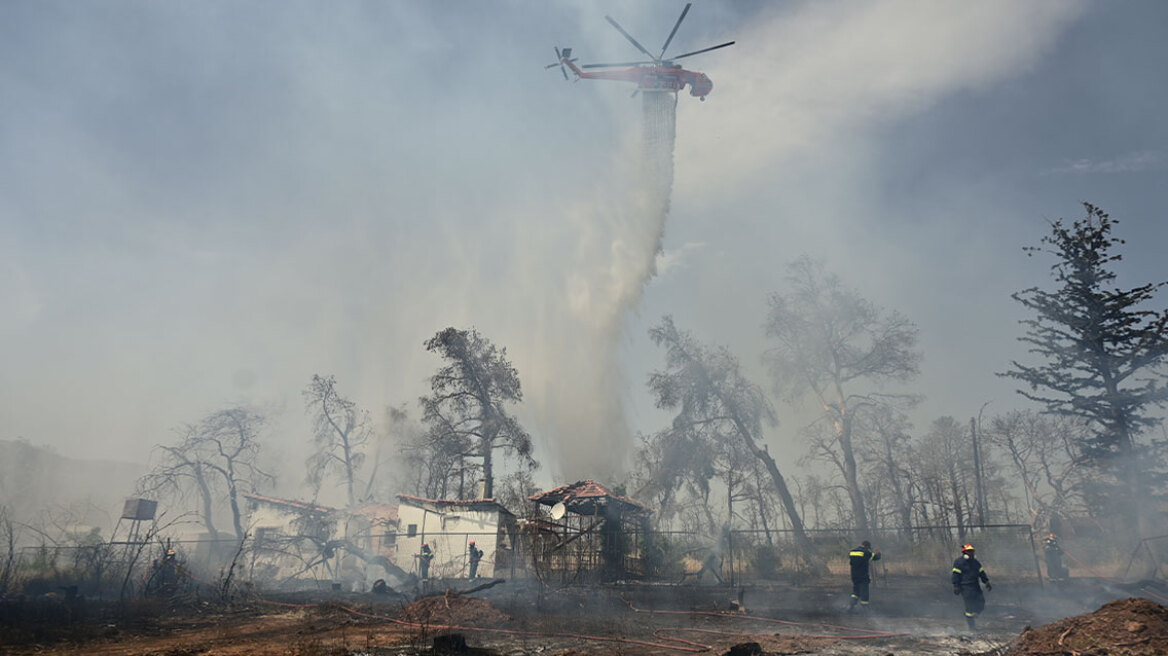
[{"left": 545, "top": 46, "right": 577, "bottom": 80}]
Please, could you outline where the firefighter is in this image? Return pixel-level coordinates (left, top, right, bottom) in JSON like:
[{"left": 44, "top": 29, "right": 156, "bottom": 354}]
[
  {"left": 468, "top": 540, "right": 483, "bottom": 579},
  {"left": 419, "top": 543, "right": 433, "bottom": 580},
  {"left": 147, "top": 549, "right": 181, "bottom": 597},
  {"left": 1043, "top": 533, "right": 1067, "bottom": 581},
  {"left": 847, "top": 540, "right": 881, "bottom": 611},
  {"left": 951, "top": 543, "right": 992, "bottom": 630}
]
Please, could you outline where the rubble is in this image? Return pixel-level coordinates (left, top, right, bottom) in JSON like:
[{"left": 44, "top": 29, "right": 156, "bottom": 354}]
[
  {"left": 398, "top": 593, "right": 511, "bottom": 626},
  {"left": 1007, "top": 597, "right": 1168, "bottom": 656}
]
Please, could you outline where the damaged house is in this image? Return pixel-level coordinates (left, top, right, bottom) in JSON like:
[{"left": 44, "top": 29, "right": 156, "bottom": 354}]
[
  {"left": 528, "top": 480, "right": 653, "bottom": 583},
  {"left": 243, "top": 493, "right": 406, "bottom": 589},
  {"left": 391, "top": 494, "right": 518, "bottom": 580}
]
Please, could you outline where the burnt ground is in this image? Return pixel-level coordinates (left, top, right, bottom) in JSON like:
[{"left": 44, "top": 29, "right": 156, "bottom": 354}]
[{"left": 2, "top": 577, "right": 1166, "bottom": 655}]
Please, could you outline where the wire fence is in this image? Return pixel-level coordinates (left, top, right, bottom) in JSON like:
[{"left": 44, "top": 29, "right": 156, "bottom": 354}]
[{"left": 0, "top": 522, "right": 1071, "bottom": 596}]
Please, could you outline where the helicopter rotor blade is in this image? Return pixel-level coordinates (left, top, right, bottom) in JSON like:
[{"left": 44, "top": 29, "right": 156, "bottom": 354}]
[
  {"left": 669, "top": 41, "right": 735, "bottom": 61},
  {"left": 604, "top": 15, "right": 658, "bottom": 62},
  {"left": 546, "top": 48, "right": 565, "bottom": 72},
  {"left": 547, "top": 47, "right": 573, "bottom": 79},
  {"left": 658, "top": 2, "right": 691, "bottom": 59},
  {"left": 581, "top": 60, "right": 653, "bottom": 69}
]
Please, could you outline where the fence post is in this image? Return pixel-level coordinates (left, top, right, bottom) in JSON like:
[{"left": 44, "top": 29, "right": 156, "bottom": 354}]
[
  {"left": 1028, "top": 527, "right": 1045, "bottom": 588},
  {"left": 728, "top": 528, "right": 734, "bottom": 587}
]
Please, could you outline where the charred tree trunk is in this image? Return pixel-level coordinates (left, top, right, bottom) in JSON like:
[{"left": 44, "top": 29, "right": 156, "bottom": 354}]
[
  {"left": 729, "top": 418, "right": 824, "bottom": 575},
  {"left": 481, "top": 434, "right": 494, "bottom": 499},
  {"left": 831, "top": 392, "right": 869, "bottom": 535},
  {"left": 753, "top": 459, "right": 774, "bottom": 546},
  {"left": 194, "top": 464, "right": 219, "bottom": 540},
  {"left": 839, "top": 429, "right": 869, "bottom": 533},
  {"left": 881, "top": 433, "right": 912, "bottom": 536}
]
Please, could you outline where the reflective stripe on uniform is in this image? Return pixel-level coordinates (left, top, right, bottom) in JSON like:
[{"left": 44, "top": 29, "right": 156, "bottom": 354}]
[
  {"left": 952, "top": 568, "right": 962, "bottom": 573},
  {"left": 849, "top": 551, "right": 865, "bottom": 557},
  {"left": 965, "top": 611, "right": 977, "bottom": 617}
]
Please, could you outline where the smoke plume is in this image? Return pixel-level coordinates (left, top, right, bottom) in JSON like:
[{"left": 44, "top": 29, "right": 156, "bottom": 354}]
[{"left": 527, "top": 89, "right": 677, "bottom": 482}]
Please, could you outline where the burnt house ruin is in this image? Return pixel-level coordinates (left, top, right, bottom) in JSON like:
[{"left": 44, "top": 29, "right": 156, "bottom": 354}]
[{"left": 527, "top": 480, "right": 652, "bottom": 583}]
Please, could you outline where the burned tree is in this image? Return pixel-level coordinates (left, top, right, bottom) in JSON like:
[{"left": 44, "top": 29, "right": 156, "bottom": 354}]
[
  {"left": 0, "top": 505, "right": 16, "bottom": 594},
  {"left": 399, "top": 416, "right": 478, "bottom": 500},
  {"left": 904, "top": 416, "right": 1014, "bottom": 538},
  {"left": 764, "top": 256, "right": 922, "bottom": 534},
  {"left": 304, "top": 374, "right": 370, "bottom": 507},
  {"left": 912, "top": 416, "right": 975, "bottom": 542},
  {"left": 856, "top": 405, "right": 917, "bottom": 536},
  {"left": 420, "top": 327, "right": 534, "bottom": 499},
  {"left": 1000, "top": 204, "right": 1168, "bottom": 535},
  {"left": 138, "top": 406, "right": 274, "bottom": 540},
  {"left": 632, "top": 418, "right": 722, "bottom": 532},
  {"left": 646, "top": 315, "right": 823, "bottom": 573},
  {"left": 985, "top": 409, "right": 1091, "bottom": 530},
  {"left": 375, "top": 405, "right": 459, "bottom": 500}
]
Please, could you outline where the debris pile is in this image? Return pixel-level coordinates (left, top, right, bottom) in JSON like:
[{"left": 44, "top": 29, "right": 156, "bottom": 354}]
[
  {"left": 399, "top": 593, "right": 510, "bottom": 626},
  {"left": 1008, "top": 597, "right": 1168, "bottom": 656}
]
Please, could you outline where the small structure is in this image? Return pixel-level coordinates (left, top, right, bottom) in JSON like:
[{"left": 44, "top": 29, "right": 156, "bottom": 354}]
[
  {"left": 528, "top": 480, "right": 652, "bottom": 582},
  {"left": 110, "top": 498, "right": 157, "bottom": 544},
  {"left": 392, "top": 495, "right": 517, "bottom": 580},
  {"left": 244, "top": 493, "right": 337, "bottom": 584},
  {"left": 243, "top": 494, "right": 405, "bottom": 589}
]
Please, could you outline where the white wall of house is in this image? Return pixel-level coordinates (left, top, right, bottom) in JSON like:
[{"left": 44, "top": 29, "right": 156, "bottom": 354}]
[{"left": 393, "top": 502, "right": 505, "bottom": 579}]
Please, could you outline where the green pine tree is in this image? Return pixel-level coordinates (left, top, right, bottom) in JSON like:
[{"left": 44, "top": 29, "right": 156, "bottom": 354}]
[{"left": 1000, "top": 203, "right": 1168, "bottom": 535}]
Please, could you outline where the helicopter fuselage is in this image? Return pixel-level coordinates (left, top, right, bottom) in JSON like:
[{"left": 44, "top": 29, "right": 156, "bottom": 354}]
[{"left": 564, "top": 60, "right": 713, "bottom": 99}]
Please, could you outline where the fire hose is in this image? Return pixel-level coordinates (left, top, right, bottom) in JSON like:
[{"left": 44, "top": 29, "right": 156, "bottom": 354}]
[
  {"left": 253, "top": 595, "right": 709, "bottom": 652},
  {"left": 146, "top": 556, "right": 906, "bottom": 650},
  {"left": 332, "top": 603, "right": 712, "bottom": 652},
  {"left": 249, "top": 592, "right": 908, "bottom": 653}
]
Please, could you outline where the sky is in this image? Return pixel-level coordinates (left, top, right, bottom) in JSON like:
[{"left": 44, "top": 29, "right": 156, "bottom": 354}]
[{"left": 1, "top": 0, "right": 1166, "bottom": 502}]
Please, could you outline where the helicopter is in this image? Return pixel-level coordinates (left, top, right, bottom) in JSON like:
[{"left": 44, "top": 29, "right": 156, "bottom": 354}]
[{"left": 546, "top": 3, "right": 734, "bottom": 101}]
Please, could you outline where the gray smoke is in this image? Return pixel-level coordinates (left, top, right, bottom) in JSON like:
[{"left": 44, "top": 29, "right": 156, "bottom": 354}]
[{"left": 533, "top": 89, "right": 678, "bottom": 482}]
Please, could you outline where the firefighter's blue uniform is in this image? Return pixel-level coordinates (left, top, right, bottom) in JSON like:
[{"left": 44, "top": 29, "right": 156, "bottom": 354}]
[
  {"left": 848, "top": 543, "right": 881, "bottom": 610},
  {"left": 951, "top": 546, "right": 991, "bottom": 630}
]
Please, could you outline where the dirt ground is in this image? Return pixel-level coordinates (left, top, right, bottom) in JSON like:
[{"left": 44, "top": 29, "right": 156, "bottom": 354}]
[
  {"left": 2, "top": 578, "right": 1166, "bottom": 655},
  {"left": 1007, "top": 597, "right": 1168, "bottom": 656}
]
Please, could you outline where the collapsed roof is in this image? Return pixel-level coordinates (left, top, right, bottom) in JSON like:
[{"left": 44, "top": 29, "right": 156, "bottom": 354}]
[
  {"left": 528, "top": 480, "right": 652, "bottom": 516},
  {"left": 243, "top": 493, "right": 333, "bottom": 516},
  {"left": 395, "top": 494, "right": 515, "bottom": 516}
]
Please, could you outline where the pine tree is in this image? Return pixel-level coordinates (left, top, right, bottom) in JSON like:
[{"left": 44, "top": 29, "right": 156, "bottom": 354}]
[{"left": 1000, "top": 203, "right": 1168, "bottom": 533}]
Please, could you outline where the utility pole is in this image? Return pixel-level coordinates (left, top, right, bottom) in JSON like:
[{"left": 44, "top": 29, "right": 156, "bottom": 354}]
[{"left": 970, "top": 417, "right": 987, "bottom": 527}]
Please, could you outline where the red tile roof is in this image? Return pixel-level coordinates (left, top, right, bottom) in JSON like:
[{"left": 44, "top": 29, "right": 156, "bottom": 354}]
[
  {"left": 528, "top": 480, "right": 651, "bottom": 514},
  {"left": 349, "top": 503, "right": 400, "bottom": 524}
]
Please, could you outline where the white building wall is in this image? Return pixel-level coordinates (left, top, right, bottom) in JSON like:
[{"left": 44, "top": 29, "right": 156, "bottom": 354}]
[{"left": 393, "top": 504, "right": 502, "bottom": 579}]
